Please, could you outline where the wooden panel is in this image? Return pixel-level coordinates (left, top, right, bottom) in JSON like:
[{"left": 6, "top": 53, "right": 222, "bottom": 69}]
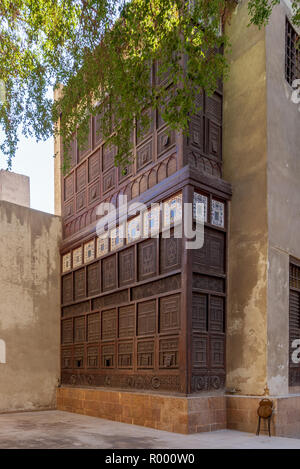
[
  {"left": 138, "top": 238, "right": 157, "bottom": 281},
  {"left": 102, "top": 255, "right": 116, "bottom": 292},
  {"left": 102, "top": 343, "right": 115, "bottom": 368},
  {"left": 157, "top": 128, "right": 175, "bottom": 157},
  {"left": 137, "top": 340, "right": 154, "bottom": 368},
  {"left": 118, "top": 341, "right": 133, "bottom": 368},
  {"left": 192, "top": 335, "right": 208, "bottom": 369},
  {"left": 132, "top": 274, "right": 181, "bottom": 301},
  {"left": 103, "top": 143, "right": 116, "bottom": 172},
  {"left": 87, "top": 312, "right": 100, "bottom": 342},
  {"left": 64, "top": 174, "right": 74, "bottom": 201},
  {"left": 137, "top": 300, "right": 156, "bottom": 336},
  {"left": 62, "top": 274, "right": 73, "bottom": 304},
  {"left": 88, "top": 181, "right": 100, "bottom": 205},
  {"left": 87, "top": 262, "right": 100, "bottom": 297},
  {"left": 192, "top": 293, "right": 207, "bottom": 331},
  {"left": 210, "top": 336, "right": 225, "bottom": 368},
  {"left": 74, "top": 316, "right": 85, "bottom": 343},
  {"left": 136, "top": 140, "right": 152, "bottom": 171},
  {"left": 62, "top": 319, "right": 73, "bottom": 344},
  {"left": 87, "top": 346, "right": 99, "bottom": 368},
  {"left": 159, "top": 294, "right": 180, "bottom": 332},
  {"left": 101, "top": 309, "right": 117, "bottom": 341},
  {"left": 102, "top": 168, "right": 115, "bottom": 194},
  {"left": 76, "top": 163, "right": 86, "bottom": 192},
  {"left": 159, "top": 337, "right": 179, "bottom": 369},
  {"left": 119, "top": 247, "right": 135, "bottom": 287},
  {"left": 88, "top": 151, "right": 100, "bottom": 183},
  {"left": 119, "top": 305, "right": 135, "bottom": 338},
  {"left": 160, "top": 235, "right": 182, "bottom": 273},
  {"left": 209, "top": 296, "right": 224, "bottom": 332},
  {"left": 74, "top": 268, "right": 86, "bottom": 300},
  {"left": 193, "top": 228, "right": 225, "bottom": 274}
]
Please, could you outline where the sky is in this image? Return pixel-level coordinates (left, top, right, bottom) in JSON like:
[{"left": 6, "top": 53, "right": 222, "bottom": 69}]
[{"left": 0, "top": 135, "right": 54, "bottom": 215}]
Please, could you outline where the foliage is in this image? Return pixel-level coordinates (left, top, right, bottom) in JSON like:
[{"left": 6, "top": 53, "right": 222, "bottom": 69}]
[{"left": 0, "top": 0, "right": 298, "bottom": 170}]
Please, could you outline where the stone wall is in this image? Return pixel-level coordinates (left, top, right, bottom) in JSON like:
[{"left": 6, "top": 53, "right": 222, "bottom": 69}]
[{"left": 0, "top": 200, "right": 61, "bottom": 412}]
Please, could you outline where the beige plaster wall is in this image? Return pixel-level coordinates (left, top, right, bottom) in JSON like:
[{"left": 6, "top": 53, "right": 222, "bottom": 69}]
[
  {"left": 266, "top": 1, "right": 300, "bottom": 395},
  {"left": 0, "top": 201, "right": 61, "bottom": 412},
  {"left": 223, "top": 0, "right": 269, "bottom": 395}
]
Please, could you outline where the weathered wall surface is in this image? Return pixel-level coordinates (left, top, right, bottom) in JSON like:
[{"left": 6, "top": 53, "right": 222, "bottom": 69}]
[
  {"left": 266, "top": 2, "right": 300, "bottom": 395},
  {"left": 0, "top": 171, "right": 30, "bottom": 208},
  {"left": 0, "top": 201, "right": 61, "bottom": 412},
  {"left": 223, "top": 0, "right": 269, "bottom": 395}
]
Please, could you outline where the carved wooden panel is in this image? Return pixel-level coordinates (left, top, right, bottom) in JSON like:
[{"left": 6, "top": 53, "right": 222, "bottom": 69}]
[
  {"left": 205, "top": 93, "right": 222, "bottom": 122},
  {"left": 132, "top": 274, "right": 181, "bottom": 301},
  {"left": 137, "top": 340, "right": 154, "bottom": 368},
  {"left": 193, "top": 228, "right": 225, "bottom": 274},
  {"left": 87, "top": 346, "right": 99, "bottom": 368},
  {"left": 73, "top": 346, "right": 85, "bottom": 369},
  {"left": 192, "top": 274, "right": 225, "bottom": 293},
  {"left": 76, "top": 163, "right": 86, "bottom": 192},
  {"left": 159, "top": 337, "right": 179, "bottom": 369},
  {"left": 136, "top": 140, "right": 152, "bottom": 171},
  {"left": 61, "top": 348, "right": 72, "bottom": 369},
  {"left": 118, "top": 342, "right": 133, "bottom": 368},
  {"left": 76, "top": 190, "right": 86, "bottom": 213},
  {"left": 62, "top": 253, "right": 71, "bottom": 273},
  {"left": 102, "top": 343, "right": 115, "bottom": 368},
  {"left": 137, "top": 300, "right": 156, "bottom": 336},
  {"left": 188, "top": 116, "right": 204, "bottom": 152},
  {"left": 64, "top": 200, "right": 74, "bottom": 219},
  {"left": 207, "top": 120, "right": 221, "bottom": 158},
  {"left": 159, "top": 294, "right": 180, "bottom": 332},
  {"left": 64, "top": 174, "right": 74, "bottom": 201},
  {"left": 87, "top": 262, "right": 100, "bottom": 297},
  {"left": 73, "top": 247, "right": 83, "bottom": 268},
  {"left": 119, "top": 305, "right": 135, "bottom": 338},
  {"left": 210, "top": 336, "right": 225, "bottom": 368},
  {"left": 102, "top": 168, "right": 115, "bottom": 194},
  {"left": 119, "top": 247, "right": 135, "bottom": 287},
  {"left": 88, "top": 151, "right": 100, "bottom": 183},
  {"left": 92, "top": 289, "right": 128, "bottom": 309},
  {"left": 157, "top": 128, "right": 175, "bottom": 157},
  {"left": 160, "top": 234, "right": 182, "bottom": 273},
  {"left": 88, "top": 181, "right": 100, "bottom": 205},
  {"left": 210, "top": 296, "right": 224, "bottom": 332},
  {"left": 62, "top": 274, "right": 73, "bottom": 304},
  {"left": 62, "top": 301, "right": 90, "bottom": 318},
  {"left": 87, "top": 312, "right": 100, "bottom": 342},
  {"left": 62, "top": 319, "right": 73, "bottom": 344},
  {"left": 136, "top": 109, "right": 154, "bottom": 144},
  {"left": 103, "top": 143, "right": 116, "bottom": 172},
  {"left": 74, "top": 316, "right": 85, "bottom": 343},
  {"left": 74, "top": 268, "right": 86, "bottom": 300},
  {"left": 102, "top": 255, "right": 116, "bottom": 292},
  {"left": 138, "top": 238, "right": 157, "bottom": 281},
  {"left": 192, "top": 335, "right": 208, "bottom": 368},
  {"left": 192, "top": 293, "right": 207, "bottom": 331},
  {"left": 102, "top": 309, "right": 117, "bottom": 341}
]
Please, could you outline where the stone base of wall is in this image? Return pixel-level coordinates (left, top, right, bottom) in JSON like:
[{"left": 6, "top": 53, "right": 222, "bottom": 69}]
[
  {"left": 57, "top": 387, "right": 226, "bottom": 434},
  {"left": 57, "top": 388, "right": 300, "bottom": 436},
  {"left": 227, "top": 395, "right": 300, "bottom": 438}
]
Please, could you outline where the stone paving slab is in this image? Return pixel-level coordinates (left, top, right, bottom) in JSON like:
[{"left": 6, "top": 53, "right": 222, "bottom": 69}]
[{"left": 0, "top": 410, "right": 299, "bottom": 449}]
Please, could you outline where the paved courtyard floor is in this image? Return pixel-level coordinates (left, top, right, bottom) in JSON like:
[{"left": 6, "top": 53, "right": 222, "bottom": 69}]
[{"left": 0, "top": 410, "right": 299, "bottom": 449}]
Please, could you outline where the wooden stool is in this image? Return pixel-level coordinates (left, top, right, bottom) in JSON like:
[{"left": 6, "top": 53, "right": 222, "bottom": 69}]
[{"left": 256, "top": 398, "right": 273, "bottom": 437}]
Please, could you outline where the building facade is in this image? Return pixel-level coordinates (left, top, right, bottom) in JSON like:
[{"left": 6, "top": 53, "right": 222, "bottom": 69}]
[{"left": 56, "top": 0, "right": 300, "bottom": 436}]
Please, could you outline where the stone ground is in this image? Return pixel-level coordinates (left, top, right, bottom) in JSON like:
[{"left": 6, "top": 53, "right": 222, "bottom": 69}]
[{"left": 0, "top": 410, "right": 299, "bottom": 449}]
